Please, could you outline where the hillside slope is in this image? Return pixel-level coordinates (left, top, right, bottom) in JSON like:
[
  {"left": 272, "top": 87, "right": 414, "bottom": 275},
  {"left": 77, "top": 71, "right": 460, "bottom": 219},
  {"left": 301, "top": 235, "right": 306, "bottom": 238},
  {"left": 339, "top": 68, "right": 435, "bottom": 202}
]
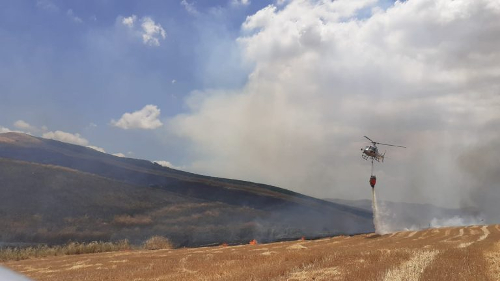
[
  {"left": 0, "top": 132, "right": 373, "bottom": 246},
  {"left": 4, "top": 224, "right": 499, "bottom": 280}
]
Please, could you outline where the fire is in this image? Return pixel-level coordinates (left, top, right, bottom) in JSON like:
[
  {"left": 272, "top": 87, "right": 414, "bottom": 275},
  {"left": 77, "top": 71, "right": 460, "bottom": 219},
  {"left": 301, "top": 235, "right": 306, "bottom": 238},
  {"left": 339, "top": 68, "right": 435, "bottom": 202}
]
[{"left": 249, "top": 239, "right": 258, "bottom": 245}]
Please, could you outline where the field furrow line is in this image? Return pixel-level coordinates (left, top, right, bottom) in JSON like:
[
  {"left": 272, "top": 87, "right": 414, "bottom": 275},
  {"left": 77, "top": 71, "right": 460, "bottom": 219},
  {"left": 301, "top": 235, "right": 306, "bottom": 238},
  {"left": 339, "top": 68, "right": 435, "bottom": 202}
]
[
  {"left": 407, "top": 231, "right": 417, "bottom": 238},
  {"left": 415, "top": 229, "right": 439, "bottom": 241},
  {"left": 441, "top": 228, "right": 463, "bottom": 243},
  {"left": 456, "top": 226, "right": 487, "bottom": 248},
  {"left": 468, "top": 226, "right": 481, "bottom": 235},
  {"left": 388, "top": 232, "right": 398, "bottom": 238},
  {"left": 412, "top": 229, "right": 430, "bottom": 240},
  {"left": 382, "top": 250, "right": 439, "bottom": 281},
  {"left": 477, "top": 225, "right": 490, "bottom": 242}
]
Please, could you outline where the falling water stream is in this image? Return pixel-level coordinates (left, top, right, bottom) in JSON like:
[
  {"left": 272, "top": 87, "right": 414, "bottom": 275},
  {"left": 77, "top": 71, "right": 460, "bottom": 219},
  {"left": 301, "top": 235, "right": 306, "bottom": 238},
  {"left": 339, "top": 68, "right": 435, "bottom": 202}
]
[{"left": 372, "top": 188, "right": 381, "bottom": 234}]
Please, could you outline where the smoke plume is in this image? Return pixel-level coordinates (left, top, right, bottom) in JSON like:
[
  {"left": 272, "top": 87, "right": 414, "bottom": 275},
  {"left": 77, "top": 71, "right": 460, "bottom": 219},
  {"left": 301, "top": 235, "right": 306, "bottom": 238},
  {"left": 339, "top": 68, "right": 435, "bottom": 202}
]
[{"left": 170, "top": 0, "right": 500, "bottom": 217}]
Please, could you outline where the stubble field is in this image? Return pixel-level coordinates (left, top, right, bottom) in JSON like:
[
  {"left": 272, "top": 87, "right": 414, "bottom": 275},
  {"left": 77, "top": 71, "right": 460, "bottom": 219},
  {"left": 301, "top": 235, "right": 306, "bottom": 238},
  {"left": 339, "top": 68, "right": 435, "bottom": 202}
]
[{"left": 3, "top": 224, "right": 500, "bottom": 281}]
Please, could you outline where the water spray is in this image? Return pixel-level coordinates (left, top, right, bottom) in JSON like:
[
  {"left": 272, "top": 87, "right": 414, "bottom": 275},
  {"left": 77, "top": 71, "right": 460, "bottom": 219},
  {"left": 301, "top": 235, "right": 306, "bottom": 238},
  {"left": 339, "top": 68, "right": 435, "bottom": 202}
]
[{"left": 370, "top": 159, "right": 381, "bottom": 234}]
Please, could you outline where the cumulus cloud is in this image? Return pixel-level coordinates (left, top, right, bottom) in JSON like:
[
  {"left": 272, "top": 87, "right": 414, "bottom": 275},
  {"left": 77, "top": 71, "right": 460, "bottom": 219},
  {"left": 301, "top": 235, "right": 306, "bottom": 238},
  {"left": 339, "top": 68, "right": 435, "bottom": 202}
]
[
  {"left": 170, "top": 0, "right": 500, "bottom": 213},
  {"left": 122, "top": 15, "right": 136, "bottom": 28},
  {"left": 0, "top": 126, "right": 12, "bottom": 133},
  {"left": 121, "top": 15, "right": 166, "bottom": 46},
  {"left": 111, "top": 105, "right": 163, "bottom": 130},
  {"left": 42, "top": 131, "right": 89, "bottom": 146},
  {"left": 13, "top": 120, "right": 36, "bottom": 132},
  {"left": 141, "top": 17, "right": 167, "bottom": 46}
]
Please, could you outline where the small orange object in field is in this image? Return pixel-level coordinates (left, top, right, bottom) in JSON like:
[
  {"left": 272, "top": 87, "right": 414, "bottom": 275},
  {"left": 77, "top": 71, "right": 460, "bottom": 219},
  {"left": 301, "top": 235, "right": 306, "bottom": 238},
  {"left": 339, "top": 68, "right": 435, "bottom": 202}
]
[
  {"left": 249, "top": 239, "right": 258, "bottom": 245},
  {"left": 222, "top": 243, "right": 228, "bottom": 247},
  {"left": 301, "top": 237, "right": 305, "bottom": 241}
]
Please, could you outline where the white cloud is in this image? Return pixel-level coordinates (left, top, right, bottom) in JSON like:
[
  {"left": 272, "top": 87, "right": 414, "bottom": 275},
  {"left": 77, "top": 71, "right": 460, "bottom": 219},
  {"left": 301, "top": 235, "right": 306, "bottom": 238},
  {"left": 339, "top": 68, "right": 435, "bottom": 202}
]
[
  {"left": 111, "top": 105, "right": 163, "bottom": 130},
  {"left": 122, "top": 15, "right": 137, "bottom": 28},
  {"left": 181, "top": 0, "right": 199, "bottom": 15},
  {"left": 66, "top": 9, "right": 83, "bottom": 23},
  {"left": 36, "top": 0, "right": 59, "bottom": 12},
  {"left": 241, "top": 5, "right": 276, "bottom": 31},
  {"left": 87, "top": 145, "right": 106, "bottom": 153},
  {"left": 0, "top": 126, "right": 12, "bottom": 133},
  {"left": 42, "top": 131, "right": 89, "bottom": 146},
  {"left": 141, "top": 17, "right": 167, "bottom": 46},
  {"left": 170, "top": 0, "right": 500, "bottom": 210},
  {"left": 113, "top": 153, "right": 126, "bottom": 157},
  {"left": 121, "top": 15, "right": 166, "bottom": 47},
  {"left": 231, "top": 0, "right": 251, "bottom": 7},
  {"left": 13, "top": 120, "right": 36, "bottom": 132}
]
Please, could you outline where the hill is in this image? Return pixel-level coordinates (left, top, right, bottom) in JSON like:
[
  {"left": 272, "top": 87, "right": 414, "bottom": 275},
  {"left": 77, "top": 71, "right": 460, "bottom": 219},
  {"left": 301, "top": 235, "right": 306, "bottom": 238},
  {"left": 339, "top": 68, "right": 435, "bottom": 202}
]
[
  {"left": 0, "top": 132, "right": 373, "bottom": 246},
  {"left": 3, "top": 224, "right": 499, "bottom": 280}
]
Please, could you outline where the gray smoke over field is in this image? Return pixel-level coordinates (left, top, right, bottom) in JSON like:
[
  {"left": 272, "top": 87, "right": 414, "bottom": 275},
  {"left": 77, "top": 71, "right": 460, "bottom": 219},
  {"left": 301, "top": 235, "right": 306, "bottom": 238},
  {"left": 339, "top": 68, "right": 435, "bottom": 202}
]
[
  {"left": 169, "top": 0, "right": 500, "bottom": 229},
  {"left": 458, "top": 137, "right": 500, "bottom": 223}
]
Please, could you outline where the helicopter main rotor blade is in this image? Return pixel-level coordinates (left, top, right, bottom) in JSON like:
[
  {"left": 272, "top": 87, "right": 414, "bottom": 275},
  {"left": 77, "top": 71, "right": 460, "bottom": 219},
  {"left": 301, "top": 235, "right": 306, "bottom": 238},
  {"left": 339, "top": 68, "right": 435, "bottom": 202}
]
[
  {"left": 364, "top": 136, "right": 374, "bottom": 143},
  {"left": 375, "top": 142, "right": 406, "bottom": 148}
]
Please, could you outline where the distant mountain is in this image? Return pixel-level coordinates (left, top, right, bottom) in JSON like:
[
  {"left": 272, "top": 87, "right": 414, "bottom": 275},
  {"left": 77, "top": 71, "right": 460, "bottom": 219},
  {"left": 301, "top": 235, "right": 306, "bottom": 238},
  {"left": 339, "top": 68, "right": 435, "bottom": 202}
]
[{"left": 0, "top": 132, "right": 373, "bottom": 246}]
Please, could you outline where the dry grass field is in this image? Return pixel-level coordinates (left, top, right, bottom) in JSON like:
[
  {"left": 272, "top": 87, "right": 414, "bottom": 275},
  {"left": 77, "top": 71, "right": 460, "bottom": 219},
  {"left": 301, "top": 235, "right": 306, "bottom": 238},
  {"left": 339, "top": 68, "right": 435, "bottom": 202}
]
[{"left": 3, "top": 224, "right": 500, "bottom": 281}]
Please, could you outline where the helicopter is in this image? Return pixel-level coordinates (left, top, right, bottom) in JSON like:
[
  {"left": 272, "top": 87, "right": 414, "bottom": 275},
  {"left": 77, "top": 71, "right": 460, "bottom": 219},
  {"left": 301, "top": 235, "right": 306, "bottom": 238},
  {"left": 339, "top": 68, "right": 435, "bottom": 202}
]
[{"left": 361, "top": 136, "right": 406, "bottom": 162}]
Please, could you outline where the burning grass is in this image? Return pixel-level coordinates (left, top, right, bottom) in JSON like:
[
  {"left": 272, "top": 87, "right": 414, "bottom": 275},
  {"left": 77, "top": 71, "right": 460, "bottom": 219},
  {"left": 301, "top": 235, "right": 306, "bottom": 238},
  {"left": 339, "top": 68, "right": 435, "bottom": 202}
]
[{"left": 3, "top": 224, "right": 500, "bottom": 281}]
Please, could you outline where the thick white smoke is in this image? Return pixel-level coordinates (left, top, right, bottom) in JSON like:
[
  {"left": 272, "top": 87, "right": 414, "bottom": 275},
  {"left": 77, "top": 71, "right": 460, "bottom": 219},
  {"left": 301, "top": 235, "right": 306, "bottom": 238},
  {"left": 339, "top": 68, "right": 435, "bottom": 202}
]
[{"left": 170, "top": 0, "right": 500, "bottom": 215}]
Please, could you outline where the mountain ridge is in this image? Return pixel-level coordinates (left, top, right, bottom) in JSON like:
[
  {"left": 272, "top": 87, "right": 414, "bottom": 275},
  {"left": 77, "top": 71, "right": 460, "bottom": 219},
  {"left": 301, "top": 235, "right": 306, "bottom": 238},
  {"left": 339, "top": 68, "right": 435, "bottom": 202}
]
[{"left": 0, "top": 132, "right": 373, "bottom": 246}]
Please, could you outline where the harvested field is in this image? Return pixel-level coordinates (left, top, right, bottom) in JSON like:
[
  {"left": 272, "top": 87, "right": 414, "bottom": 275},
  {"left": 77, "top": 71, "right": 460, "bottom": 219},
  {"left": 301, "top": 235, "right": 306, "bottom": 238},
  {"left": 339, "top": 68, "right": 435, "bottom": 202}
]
[{"left": 3, "top": 224, "right": 500, "bottom": 281}]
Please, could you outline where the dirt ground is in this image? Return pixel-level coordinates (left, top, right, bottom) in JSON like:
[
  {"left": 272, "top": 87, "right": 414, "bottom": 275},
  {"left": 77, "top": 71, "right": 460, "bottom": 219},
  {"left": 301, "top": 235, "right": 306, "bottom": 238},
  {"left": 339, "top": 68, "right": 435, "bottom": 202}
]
[{"left": 3, "top": 224, "right": 500, "bottom": 281}]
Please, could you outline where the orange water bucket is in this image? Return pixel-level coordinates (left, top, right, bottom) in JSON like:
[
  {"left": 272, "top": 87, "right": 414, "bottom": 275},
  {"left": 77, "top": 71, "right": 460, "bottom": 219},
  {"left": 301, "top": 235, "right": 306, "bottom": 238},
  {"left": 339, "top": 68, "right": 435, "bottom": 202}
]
[{"left": 369, "top": 175, "right": 376, "bottom": 188}]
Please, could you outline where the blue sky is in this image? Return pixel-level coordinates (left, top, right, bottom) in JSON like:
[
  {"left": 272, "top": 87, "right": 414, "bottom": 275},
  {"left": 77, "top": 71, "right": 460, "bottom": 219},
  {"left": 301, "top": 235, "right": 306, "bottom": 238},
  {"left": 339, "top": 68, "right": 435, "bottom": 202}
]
[
  {"left": 0, "top": 0, "right": 266, "bottom": 159},
  {"left": 2, "top": 0, "right": 500, "bottom": 215}
]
